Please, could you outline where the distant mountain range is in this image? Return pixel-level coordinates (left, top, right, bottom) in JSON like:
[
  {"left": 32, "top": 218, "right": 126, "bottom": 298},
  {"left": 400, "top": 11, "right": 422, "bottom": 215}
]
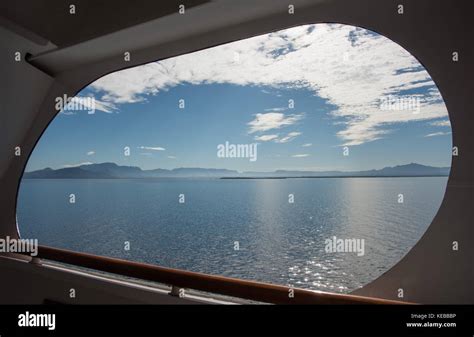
[{"left": 23, "top": 162, "right": 450, "bottom": 179}]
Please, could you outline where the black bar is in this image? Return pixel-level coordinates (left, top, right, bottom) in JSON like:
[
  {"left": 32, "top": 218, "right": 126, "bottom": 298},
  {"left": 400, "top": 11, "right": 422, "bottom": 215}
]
[{"left": 0, "top": 304, "right": 472, "bottom": 337}]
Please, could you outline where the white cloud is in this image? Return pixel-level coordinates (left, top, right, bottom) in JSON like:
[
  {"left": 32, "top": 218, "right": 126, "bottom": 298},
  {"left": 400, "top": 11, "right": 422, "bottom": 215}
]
[
  {"left": 62, "top": 162, "right": 93, "bottom": 168},
  {"left": 264, "top": 107, "right": 286, "bottom": 112},
  {"left": 430, "top": 119, "right": 451, "bottom": 127},
  {"left": 255, "top": 131, "right": 302, "bottom": 143},
  {"left": 275, "top": 131, "right": 302, "bottom": 143},
  {"left": 292, "top": 154, "right": 310, "bottom": 158},
  {"left": 168, "top": 156, "right": 177, "bottom": 159},
  {"left": 424, "top": 132, "right": 451, "bottom": 138},
  {"left": 255, "top": 134, "right": 279, "bottom": 142},
  {"left": 93, "top": 99, "right": 117, "bottom": 113},
  {"left": 89, "top": 24, "right": 449, "bottom": 146},
  {"left": 248, "top": 112, "right": 303, "bottom": 133},
  {"left": 86, "top": 151, "right": 95, "bottom": 156},
  {"left": 137, "top": 146, "right": 166, "bottom": 151},
  {"left": 302, "top": 143, "right": 312, "bottom": 147}
]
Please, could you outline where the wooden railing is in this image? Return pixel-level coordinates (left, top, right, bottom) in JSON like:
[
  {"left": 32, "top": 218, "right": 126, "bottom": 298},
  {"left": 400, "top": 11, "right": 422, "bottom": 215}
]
[{"left": 25, "top": 245, "right": 411, "bottom": 305}]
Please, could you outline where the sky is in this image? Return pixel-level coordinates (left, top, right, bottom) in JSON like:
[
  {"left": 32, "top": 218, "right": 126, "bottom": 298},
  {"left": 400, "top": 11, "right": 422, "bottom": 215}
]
[{"left": 26, "top": 24, "right": 452, "bottom": 172}]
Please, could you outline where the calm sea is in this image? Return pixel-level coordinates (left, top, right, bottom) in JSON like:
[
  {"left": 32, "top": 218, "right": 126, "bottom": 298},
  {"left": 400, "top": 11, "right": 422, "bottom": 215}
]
[{"left": 17, "top": 177, "right": 447, "bottom": 293}]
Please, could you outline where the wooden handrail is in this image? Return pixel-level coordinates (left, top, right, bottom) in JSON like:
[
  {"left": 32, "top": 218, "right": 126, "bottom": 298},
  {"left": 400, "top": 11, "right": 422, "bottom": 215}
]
[{"left": 25, "top": 245, "right": 411, "bottom": 305}]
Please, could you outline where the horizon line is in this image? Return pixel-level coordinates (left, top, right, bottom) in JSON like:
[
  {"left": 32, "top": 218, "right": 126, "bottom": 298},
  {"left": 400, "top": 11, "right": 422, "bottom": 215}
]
[{"left": 25, "top": 161, "right": 451, "bottom": 174}]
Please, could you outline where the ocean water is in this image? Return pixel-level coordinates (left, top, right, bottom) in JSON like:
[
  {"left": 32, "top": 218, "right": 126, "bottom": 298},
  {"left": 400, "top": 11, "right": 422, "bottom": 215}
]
[{"left": 16, "top": 177, "right": 447, "bottom": 293}]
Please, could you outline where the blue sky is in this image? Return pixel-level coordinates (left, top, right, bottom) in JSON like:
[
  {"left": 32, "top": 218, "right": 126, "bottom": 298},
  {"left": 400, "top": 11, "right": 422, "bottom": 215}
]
[{"left": 26, "top": 24, "right": 452, "bottom": 172}]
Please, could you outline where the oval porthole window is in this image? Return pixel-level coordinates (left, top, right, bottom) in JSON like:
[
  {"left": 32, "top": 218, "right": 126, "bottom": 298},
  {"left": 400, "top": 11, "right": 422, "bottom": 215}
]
[{"left": 17, "top": 23, "right": 452, "bottom": 293}]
